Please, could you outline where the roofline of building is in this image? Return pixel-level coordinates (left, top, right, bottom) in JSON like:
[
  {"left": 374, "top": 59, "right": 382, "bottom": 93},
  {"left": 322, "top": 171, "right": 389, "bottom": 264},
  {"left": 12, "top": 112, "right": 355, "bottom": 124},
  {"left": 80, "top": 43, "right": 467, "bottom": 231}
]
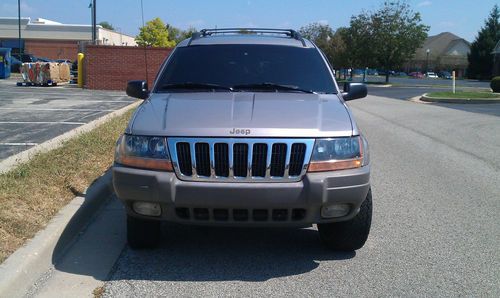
[{"left": 0, "top": 16, "right": 135, "bottom": 39}]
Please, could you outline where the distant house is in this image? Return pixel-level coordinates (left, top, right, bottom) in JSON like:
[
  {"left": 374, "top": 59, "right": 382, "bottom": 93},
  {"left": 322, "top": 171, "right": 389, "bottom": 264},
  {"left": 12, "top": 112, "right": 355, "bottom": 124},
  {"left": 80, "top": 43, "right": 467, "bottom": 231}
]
[
  {"left": 406, "top": 32, "right": 470, "bottom": 78},
  {"left": 493, "top": 40, "right": 500, "bottom": 77}
]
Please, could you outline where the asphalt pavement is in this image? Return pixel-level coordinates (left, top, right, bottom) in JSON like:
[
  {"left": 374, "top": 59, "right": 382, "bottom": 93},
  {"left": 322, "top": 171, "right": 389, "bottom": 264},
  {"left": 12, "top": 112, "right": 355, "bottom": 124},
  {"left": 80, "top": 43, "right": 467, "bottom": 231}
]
[
  {"left": 25, "top": 91, "right": 499, "bottom": 297},
  {"left": 351, "top": 75, "right": 491, "bottom": 88},
  {"left": 0, "top": 78, "right": 134, "bottom": 160}
]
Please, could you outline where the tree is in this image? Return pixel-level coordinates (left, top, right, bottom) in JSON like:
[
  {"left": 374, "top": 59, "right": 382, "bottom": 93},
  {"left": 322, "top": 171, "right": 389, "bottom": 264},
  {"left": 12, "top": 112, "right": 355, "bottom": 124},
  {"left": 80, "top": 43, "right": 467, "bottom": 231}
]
[
  {"left": 180, "top": 27, "right": 197, "bottom": 40},
  {"left": 332, "top": 27, "right": 352, "bottom": 69},
  {"left": 136, "top": 17, "right": 176, "bottom": 47},
  {"left": 346, "top": 1, "right": 429, "bottom": 82},
  {"left": 98, "top": 21, "right": 114, "bottom": 31},
  {"left": 467, "top": 5, "right": 500, "bottom": 80},
  {"left": 166, "top": 24, "right": 198, "bottom": 43},
  {"left": 166, "top": 24, "right": 182, "bottom": 43},
  {"left": 299, "top": 23, "right": 336, "bottom": 63}
]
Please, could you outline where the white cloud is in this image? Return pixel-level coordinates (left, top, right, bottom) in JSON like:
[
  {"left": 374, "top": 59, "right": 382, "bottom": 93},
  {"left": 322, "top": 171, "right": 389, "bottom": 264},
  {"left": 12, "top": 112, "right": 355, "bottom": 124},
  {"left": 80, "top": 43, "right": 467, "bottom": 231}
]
[
  {"left": 317, "top": 20, "right": 329, "bottom": 26},
  {"left": 417, "top": 1, "right": 432, "bottom": 7}
]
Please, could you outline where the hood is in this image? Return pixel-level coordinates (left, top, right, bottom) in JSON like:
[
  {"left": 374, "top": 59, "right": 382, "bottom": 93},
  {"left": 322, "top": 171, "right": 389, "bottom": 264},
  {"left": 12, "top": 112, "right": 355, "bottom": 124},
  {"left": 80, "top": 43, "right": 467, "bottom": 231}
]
[{"left": 127, "top": 92, "right": 354, "bottom": 137}]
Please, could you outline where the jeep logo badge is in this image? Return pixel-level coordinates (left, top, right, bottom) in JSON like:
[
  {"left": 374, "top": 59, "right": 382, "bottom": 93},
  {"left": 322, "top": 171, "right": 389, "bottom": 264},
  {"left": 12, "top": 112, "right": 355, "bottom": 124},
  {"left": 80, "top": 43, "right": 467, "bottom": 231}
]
[{"left": 229, "top": 128, "right": 251, "bottom": 135}]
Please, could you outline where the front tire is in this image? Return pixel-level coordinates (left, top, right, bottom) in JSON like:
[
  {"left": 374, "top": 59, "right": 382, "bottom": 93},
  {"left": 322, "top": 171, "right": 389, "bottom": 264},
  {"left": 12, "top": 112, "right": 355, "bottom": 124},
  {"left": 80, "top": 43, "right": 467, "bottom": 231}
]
[
  {"left": 318, "top": 188, "right": 372, "bottom": 251},
  {"left": 127, "top": 215, "right": 161, "bottom": 249}
]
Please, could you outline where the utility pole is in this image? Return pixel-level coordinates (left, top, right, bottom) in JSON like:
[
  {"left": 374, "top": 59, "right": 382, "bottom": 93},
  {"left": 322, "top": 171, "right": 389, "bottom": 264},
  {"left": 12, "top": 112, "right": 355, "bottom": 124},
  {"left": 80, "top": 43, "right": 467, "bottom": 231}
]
[{"left": 18, "top": 0, "right": 22, "bottom": 59}]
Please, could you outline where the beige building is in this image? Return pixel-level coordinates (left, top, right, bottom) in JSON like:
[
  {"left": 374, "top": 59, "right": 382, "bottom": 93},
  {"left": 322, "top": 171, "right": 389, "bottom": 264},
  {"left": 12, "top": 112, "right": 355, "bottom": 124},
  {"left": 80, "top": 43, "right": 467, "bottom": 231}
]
[
  {"left": 406, "top": 32, "right": 470, "bottom": 77},
  {"left": 0, "top": 17, "right": 136, "bottom": 60}
]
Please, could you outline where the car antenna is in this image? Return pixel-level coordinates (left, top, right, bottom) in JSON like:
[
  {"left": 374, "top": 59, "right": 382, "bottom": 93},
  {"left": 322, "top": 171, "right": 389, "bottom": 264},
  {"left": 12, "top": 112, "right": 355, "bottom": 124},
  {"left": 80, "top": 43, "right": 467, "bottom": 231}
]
[{"left": 140, "top": 0, "right": 149, "bottom": 84}]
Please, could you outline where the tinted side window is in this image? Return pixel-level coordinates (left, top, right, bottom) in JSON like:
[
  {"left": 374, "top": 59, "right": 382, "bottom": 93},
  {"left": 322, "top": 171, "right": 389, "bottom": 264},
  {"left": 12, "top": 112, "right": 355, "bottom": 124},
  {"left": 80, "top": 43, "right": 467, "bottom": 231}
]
[{"left": 156, "top": 44, "right": 336, "bottom": 94}]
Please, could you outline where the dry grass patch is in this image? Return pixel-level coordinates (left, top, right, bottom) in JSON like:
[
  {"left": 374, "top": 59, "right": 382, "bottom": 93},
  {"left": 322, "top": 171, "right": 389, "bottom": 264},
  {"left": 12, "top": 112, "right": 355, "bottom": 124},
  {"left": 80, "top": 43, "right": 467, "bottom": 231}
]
[{"left": 0, "top": 109, "right": 134, "bottom": 263}]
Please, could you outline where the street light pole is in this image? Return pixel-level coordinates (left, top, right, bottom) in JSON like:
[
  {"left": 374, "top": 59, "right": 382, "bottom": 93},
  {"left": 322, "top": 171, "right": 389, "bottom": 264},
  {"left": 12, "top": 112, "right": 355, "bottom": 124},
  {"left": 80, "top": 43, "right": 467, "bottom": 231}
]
[
  {"left": 18, "top": 0, "right": 22, "bottom": 59},
  {"left": 425, "top": 48, "right": 430, "bottom": 74},
  {"left": 92, "top": 0, "right": 97, "bottom": 44}
]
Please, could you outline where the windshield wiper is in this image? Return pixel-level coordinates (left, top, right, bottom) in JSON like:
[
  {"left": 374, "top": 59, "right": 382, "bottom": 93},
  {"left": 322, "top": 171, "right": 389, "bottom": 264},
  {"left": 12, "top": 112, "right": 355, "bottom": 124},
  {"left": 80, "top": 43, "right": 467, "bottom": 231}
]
[
  {"left": 160, "top": 82, "right": 234, "bottom": 91},
  {"left": 232, "top": 83, "right": 316, "bottom": 94}
]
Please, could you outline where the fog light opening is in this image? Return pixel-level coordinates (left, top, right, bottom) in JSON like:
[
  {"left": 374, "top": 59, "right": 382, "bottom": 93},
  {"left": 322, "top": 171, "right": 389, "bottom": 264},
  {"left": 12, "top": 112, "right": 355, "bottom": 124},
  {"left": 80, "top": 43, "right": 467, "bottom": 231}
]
[
  {"left": 132, "top": 202, "right": 162, "bottom": 217},
  {"left": 321, "top": 204, "right": 350, "bottom": 218}
]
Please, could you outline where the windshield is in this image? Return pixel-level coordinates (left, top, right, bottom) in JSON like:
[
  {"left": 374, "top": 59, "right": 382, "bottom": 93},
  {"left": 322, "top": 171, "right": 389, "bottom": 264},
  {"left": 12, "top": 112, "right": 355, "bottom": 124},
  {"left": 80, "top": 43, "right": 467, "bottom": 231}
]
[{"left": 155, "top": 44, "right": 337, "bottom": 94}]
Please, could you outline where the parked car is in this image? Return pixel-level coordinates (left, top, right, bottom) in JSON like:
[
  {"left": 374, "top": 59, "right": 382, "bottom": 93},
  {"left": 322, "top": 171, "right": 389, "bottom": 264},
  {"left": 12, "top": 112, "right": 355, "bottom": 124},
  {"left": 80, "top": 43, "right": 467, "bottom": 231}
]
[
  {"left": 394, "top": 71, "right": 407, "bottom": 77},
  {"left": 425, "top": 72, "right": 438, "bottom": 78},
  {"left": 438, "top": 71, "right": 452, "bottom": 79},
  {"left": 56, "top": 59, "right": 72, "bottom": 64},
  {"left": 409, "top": 72, "right": 424, "bottom": 78},
  {"left": 10, "top": 56, "right": 22, "bottom": 73},
  {"left": 378, "top": 70, "right": 396, "bottom": 76},
  {"left": 19, "top": 53, "right": 37, "bottom": 63},
  {"left": 367, "top": 69, "right": 378, "bottom": 76},
  {"left": 350, "top": 69, "right": 364, "bottom": 76},
  {"left": 113, "top": 28, "right": 372, "bottom": 251},
  {"left": 36, "top": 57, "right": 53, "bottom": 62}
]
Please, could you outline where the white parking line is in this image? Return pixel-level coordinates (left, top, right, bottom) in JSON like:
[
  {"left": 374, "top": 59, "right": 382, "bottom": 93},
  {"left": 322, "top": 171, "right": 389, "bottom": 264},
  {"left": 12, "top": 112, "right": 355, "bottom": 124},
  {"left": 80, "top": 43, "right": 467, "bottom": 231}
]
[
  {"left": 0, "top": 99, "right": 133, "bottom": 103},
  {"left": 0, "top": 108, "right": 116, "bottom": 112},
  {"left": 0, "top": 143, "right": 38, "bottom": 146},
  {"left": 0, "top": 90, "right": 126, "bottom": 97},
  {"left": 0, "top": 121, "right": 85, "bottom": 125}
]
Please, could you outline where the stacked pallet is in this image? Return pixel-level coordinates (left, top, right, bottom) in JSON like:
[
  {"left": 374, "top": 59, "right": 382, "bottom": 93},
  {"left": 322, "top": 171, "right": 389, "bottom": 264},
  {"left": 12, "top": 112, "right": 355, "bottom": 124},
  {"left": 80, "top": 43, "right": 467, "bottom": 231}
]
[{"left": 20, "top": 62, "right": 70, "bottom": 85}]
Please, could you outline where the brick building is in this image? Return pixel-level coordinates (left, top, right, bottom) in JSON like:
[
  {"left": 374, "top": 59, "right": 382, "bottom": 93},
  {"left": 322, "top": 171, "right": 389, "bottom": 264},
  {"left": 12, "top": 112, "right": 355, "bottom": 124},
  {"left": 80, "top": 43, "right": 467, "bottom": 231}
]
[
  {"left": 0, "top": 17, "right": 136, "bottom": 61},
  {"left": 84, "top": 45, "right": 172, "bottom": 90}
]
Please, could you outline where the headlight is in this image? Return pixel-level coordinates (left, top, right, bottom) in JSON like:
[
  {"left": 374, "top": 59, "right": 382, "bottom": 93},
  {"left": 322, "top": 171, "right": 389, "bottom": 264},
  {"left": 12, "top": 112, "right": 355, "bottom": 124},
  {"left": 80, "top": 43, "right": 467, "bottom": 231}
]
[
  {"left": 308, "top": 136, "right": 369, "bottom": 172},
  {"left": 114, "top": 134, "right": 173, "bottom": 171}
]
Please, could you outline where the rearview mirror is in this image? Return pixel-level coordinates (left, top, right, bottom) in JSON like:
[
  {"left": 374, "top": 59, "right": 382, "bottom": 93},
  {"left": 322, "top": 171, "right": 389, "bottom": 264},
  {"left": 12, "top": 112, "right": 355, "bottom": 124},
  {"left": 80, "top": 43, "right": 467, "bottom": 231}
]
[
  {"left": 342, "top": 82, "right": 367, "bottom": 101},
  {"left": 126, "top": 80, "right": 149, "bottom": 100}
]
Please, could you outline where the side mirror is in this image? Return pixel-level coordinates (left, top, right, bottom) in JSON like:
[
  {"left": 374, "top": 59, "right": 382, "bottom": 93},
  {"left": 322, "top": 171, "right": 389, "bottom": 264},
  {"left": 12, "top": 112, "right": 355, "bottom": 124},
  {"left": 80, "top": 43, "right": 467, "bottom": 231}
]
[
  {"left": 126, "top": 80, "right": 149, "bottom": 99},
  {"left": 342, "top": 82, "right": 367, "bottom": 101}
]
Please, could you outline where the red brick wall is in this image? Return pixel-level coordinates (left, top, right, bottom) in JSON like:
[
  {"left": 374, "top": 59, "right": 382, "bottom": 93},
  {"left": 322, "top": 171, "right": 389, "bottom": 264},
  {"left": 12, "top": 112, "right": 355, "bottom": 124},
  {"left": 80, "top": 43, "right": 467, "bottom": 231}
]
[
  {"left": 84, "top": 45, "right": 172, "bottom": 90},
  {"left": 24, "top": 40, "right": 79, "bottom": 60}
]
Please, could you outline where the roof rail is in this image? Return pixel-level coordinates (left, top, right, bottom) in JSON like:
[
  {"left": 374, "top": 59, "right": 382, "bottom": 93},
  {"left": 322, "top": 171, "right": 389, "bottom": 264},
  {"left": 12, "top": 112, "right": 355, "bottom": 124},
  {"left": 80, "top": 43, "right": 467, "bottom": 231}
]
[{"left": 187, "top": 28, "right": 307, "bottom": 47}]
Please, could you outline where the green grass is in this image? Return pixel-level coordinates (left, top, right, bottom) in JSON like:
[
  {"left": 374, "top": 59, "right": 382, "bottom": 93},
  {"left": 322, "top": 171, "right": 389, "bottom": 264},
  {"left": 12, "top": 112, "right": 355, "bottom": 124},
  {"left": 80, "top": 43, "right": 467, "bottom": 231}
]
[
  {"left": 0, "top": 109, "right": 134, "bottom": 263},
  {"left": 427, "top": 91, "right": 500, "bottom": 99}
]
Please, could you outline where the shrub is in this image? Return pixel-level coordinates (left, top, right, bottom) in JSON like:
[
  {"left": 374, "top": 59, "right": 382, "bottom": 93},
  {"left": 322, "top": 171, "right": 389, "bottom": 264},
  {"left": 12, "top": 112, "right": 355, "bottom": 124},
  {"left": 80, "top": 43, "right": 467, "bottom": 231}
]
[{"left": 491, "top": 77, "right": 500, "bottom": 93}]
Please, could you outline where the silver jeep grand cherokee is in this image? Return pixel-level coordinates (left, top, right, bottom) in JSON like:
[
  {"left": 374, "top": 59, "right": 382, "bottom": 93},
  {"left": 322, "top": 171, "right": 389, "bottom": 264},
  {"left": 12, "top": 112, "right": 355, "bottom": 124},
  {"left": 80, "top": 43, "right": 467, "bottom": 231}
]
[{"left": 113, "top": 28, "right": 371, "bottom": 251}]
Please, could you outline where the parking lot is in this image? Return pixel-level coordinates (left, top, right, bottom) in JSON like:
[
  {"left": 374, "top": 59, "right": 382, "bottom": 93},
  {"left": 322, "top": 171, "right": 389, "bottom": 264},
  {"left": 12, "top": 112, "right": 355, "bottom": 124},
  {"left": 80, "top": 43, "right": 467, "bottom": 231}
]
[
  {"left": 22, "top": 88, "right": 499, "bottom": 297},
  {"left": 0, "top": 78, "right": 135, "bottom": 160}
]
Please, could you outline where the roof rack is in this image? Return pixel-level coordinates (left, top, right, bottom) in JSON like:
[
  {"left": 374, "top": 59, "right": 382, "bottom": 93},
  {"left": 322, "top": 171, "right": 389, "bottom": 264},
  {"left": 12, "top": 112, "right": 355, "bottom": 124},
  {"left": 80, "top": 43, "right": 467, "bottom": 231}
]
[{"left": 187, "top": 28, "right": 307, "bottom": 47}]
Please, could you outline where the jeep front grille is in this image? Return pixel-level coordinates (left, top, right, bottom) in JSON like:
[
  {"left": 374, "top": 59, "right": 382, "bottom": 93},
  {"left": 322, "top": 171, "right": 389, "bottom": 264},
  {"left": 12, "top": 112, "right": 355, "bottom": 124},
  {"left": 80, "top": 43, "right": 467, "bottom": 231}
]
[{"left": 167, "top": 138, "right": 315, "bottom": 182}]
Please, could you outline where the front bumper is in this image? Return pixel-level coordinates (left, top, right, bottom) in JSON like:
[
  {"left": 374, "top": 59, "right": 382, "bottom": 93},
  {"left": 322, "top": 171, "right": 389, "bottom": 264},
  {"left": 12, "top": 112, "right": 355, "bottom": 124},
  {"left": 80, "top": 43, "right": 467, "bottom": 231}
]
[{"left": 112, "top": 164, "right": 370, "bottom": 226}]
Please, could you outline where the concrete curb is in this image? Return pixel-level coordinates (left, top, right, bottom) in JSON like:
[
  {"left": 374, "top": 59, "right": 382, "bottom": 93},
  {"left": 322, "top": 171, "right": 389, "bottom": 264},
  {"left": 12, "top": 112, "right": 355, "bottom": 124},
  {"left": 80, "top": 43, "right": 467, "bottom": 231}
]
[
  {"left": 420, "top": 93, "right": 500, "bottom": 104},
  {"left": 367, "top": 84, "right": 392, "bottom": 88},
  {"left": 0, "top": 170, "right": 114, "bottom": 298},
  {"left": 0, "top": 100, "right": 141, "bottom": 174}
]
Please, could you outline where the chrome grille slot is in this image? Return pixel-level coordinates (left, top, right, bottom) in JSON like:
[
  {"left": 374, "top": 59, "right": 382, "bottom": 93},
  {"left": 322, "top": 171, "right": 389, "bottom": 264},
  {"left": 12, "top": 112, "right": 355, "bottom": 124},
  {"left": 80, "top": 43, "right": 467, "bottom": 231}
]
[
  {"left": 270, "top": 143, "right": 287, "bottom": 177},
  {"left": 214, "top": 143, "right": 229, "bottom": 177},
  {"left": 252, "top": 143, "right": 267, "bottom": 177},
  {"left": 233, "top": 143, "right": 248, "bottom": 177},
  {"left": 289, "top": 143, "right": 306, "bottom": 176},
  {"left": 168, "top": 138, "right": 314, "bottom": 182},
  {"left": 176, "top": 142, "right": 192, "bottom": 176},
  {"left": 195, "top": 143, "right": 210, "bottom": 176}
]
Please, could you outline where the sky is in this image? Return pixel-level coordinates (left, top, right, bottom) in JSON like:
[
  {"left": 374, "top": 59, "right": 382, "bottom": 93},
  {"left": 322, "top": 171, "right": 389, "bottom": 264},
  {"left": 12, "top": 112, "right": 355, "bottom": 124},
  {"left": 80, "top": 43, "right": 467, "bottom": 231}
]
[{"left": 1, "top": 0, "right": 498, "bottom": 42}]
